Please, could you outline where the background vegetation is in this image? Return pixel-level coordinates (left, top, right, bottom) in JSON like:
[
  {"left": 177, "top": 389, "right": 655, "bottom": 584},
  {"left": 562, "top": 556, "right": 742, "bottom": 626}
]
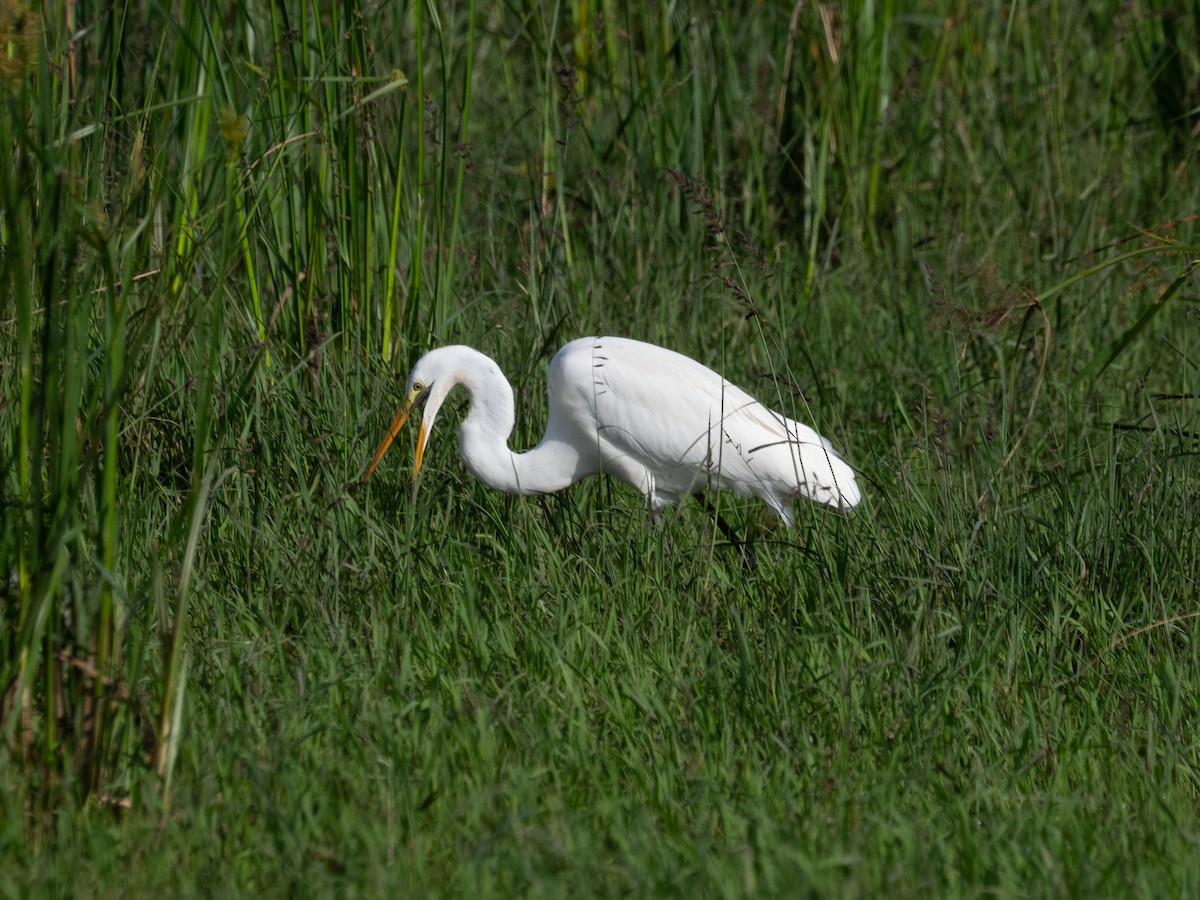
[{"left": 2, "top": 0, "right": 1199, "bottom": 894}]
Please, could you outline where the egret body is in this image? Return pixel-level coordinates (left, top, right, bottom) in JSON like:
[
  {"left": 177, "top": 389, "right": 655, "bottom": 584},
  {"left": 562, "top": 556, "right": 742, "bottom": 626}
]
[{"left": 365, "top": 337, "right": 860, "bottom": 524}]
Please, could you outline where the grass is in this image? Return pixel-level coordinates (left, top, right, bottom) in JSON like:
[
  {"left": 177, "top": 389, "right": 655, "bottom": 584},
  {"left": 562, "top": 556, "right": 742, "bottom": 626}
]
[{"left": 3, "top": 0, "right": 1200, "bottom": 895}]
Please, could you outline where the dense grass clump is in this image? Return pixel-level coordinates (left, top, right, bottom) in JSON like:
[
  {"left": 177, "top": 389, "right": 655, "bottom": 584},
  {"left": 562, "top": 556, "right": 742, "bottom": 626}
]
[{"left": 2, "top": 0, "right": 1199, "bottom": 895}]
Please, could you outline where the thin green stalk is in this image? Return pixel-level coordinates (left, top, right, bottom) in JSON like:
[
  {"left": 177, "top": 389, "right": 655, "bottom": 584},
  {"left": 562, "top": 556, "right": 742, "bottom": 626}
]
[
  {"left": 1073, "top": 254, "right": 1198, "bottom": 386},
  {"left": 90, "top": 241, "right": 125, "bottom": 793},
  {"left": 300, "top": 0, "right": 321, "bottom": 343},
  {"left": 439, "top": 0, "right": 478, "bottom": 335},
  {"left": 803, "top": 125, "right": 830, "bottom": 298},
  {"left": 3, "top": 70, "right": 36, "bottom": 763},
  {"left": 234, "top": 173, "right": 267, "bottom": 362},
  {"left": 1036, "top": 239, "right": 1193, "bottom": 304},
  {"left": 170, "top": 19, "right": 211, "bottom": 303},
  {"left": 221, "top": 108, "right": 268, "bottom": 367},
  {"left": 865, "top": 0, "right": 893, "bottom": 223},
  {"left": 156, "top": 284, "right": 223, "bottom": 802},
  {"left": 383, "top": 108, "right": 409, "bottom": 364},
  {"left": 156, "top": 455, "right": 219, "bottom": 806},
  {"left": 268, "top": 0, "right": 304, "bottom": 343},
  {"left": 411, "top": 0, "right": 427, "bottom": 342}
]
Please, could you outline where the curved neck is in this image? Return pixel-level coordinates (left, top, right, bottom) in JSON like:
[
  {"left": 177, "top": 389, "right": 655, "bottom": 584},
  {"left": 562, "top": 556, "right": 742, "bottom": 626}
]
[{"left": 455, "top": 364, "right": 583, "bottom": 495}]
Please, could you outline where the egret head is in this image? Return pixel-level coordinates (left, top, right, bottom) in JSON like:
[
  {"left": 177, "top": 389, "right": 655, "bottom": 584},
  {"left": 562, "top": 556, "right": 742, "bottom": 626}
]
[{"left": 363, "top": 350, "right": 460, "bottom": 483}]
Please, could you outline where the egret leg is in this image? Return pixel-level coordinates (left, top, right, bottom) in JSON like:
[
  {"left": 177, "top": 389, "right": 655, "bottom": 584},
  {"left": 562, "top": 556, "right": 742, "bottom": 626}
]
[
  {"left": 645, "top": 504, "right": 677, "bottom": 566},
  {"left": 699, "top": 497, "right": 758, "bottom": 574}
]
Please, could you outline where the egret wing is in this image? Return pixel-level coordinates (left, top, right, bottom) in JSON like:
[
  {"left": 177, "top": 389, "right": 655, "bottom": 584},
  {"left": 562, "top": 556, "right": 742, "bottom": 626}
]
[{"left": 554, "top": 337, "right": 858, "bottom": 512}]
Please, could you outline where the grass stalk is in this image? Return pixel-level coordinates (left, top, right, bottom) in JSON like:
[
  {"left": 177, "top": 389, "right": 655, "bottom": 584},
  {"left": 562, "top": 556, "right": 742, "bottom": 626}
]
[
  {"left": 382, "top": 97, "right": 410, "bottom": 364},
  {"left": 438, "top": 0, "right": 478, "bottom": 335},
  {"left": 411, "top": 0, "right": 428, "bottom": 342}
]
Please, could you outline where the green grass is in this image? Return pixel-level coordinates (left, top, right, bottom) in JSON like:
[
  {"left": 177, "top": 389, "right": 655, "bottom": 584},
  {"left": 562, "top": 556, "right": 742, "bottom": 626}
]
[{"left": 3, "top": 0, "right": 1200, "bottom": 895}]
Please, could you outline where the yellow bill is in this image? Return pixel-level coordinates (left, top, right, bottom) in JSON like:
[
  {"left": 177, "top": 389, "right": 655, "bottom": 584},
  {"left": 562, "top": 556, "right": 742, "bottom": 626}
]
[{"left": 363, "top": 386, "right": 428, "bottom": 483}]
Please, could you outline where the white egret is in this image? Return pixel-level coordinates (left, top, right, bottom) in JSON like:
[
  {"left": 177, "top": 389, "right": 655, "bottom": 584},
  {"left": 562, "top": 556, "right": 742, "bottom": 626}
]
[{"left": 364, "top": 337, "right": 860, "bottom": 535}]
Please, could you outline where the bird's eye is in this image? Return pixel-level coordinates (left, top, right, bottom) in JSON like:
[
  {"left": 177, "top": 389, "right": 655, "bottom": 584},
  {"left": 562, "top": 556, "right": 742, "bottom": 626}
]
[{"left": 412, "top": 381, "right": 424, "bottom": 393}]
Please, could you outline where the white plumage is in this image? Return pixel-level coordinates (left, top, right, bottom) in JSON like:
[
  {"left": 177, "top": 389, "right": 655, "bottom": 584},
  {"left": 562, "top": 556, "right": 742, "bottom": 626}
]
[{"left": 364, "top": 336, "right": 860, "bottom": 523}]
